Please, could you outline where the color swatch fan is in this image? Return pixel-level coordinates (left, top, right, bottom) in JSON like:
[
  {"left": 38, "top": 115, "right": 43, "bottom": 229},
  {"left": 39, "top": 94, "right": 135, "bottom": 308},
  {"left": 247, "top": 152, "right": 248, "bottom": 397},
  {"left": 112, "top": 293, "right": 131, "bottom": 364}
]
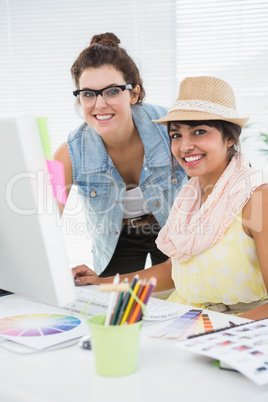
[{"left": 151, "top": 309, "right": 214, "bottom": 340}]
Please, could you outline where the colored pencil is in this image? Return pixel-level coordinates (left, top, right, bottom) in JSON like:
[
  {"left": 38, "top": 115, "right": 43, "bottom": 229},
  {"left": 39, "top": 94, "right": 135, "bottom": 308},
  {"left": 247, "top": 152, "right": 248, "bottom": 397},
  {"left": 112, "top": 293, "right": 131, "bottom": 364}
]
[
  {"left": 128, "top": 279, "right": 152, "bottom": 324},
  {"left": 120, "top": 280, "right": 142, "bottom": 325},
  {"left": 127, "top": 280, "right": 146, "bottom": 323},
  {"left": 111, "top": 278, "right": 128, "bottom": 325},
  {"left": 109, "top": 292, "right": 120, "bottom": 325},
  {"left": 135, "top": 277, "right": 157, "bottom": 322},
  {"left": 104, "top": 273, "right": 120, "bottom": 326},
  {"left": 115, "top": 274, "right": 139, "bottom": 325}
]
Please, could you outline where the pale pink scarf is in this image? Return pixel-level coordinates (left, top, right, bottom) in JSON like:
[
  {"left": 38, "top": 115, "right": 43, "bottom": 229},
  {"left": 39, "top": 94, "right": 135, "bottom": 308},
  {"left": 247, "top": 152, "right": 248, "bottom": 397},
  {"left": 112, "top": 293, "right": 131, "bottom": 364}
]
[{"left": 156, "top": 153, "right": 265, "bottom": 262}]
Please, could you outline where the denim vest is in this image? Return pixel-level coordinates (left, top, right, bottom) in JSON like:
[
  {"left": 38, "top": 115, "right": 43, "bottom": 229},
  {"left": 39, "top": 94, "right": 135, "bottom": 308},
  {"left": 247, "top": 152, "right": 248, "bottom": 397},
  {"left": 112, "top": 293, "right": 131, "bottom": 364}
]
[{"left": 67, "top": 103, "right": 187, "bottom": 275}]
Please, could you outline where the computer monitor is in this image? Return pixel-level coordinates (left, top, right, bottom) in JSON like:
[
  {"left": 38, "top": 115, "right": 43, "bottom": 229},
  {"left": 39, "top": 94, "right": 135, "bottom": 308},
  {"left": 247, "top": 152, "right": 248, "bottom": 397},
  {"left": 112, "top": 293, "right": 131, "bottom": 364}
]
[{"left": 0, "top": 115, "right": 76, "bottom": 306}]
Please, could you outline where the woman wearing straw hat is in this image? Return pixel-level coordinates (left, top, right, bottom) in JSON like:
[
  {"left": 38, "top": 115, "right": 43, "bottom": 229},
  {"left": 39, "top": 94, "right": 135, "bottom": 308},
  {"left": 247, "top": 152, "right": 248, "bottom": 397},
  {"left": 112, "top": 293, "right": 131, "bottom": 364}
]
[{"left": 73, "top": 76, "right": 268, "bottom": 320}]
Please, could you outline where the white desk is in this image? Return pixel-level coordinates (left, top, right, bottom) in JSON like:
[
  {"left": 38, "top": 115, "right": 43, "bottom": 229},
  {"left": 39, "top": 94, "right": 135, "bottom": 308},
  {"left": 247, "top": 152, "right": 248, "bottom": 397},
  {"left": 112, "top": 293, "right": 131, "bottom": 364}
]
[{"left": 1, "top": 294, "right": 268, "bottom": 402}]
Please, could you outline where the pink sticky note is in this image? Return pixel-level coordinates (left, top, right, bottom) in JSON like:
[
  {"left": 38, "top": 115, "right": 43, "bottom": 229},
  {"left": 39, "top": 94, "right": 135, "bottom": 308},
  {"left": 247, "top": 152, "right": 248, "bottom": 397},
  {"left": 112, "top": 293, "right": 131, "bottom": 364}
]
[{"left": 46, "top": 159, "right": 67, "bottom": 205}]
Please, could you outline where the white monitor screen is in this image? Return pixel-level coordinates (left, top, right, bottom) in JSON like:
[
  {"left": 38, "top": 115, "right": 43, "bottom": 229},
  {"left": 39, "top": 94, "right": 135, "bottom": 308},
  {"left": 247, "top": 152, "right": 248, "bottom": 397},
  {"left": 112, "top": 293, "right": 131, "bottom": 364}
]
[{"left": 0, "top": 116, "right": 76, "bottom": 306}]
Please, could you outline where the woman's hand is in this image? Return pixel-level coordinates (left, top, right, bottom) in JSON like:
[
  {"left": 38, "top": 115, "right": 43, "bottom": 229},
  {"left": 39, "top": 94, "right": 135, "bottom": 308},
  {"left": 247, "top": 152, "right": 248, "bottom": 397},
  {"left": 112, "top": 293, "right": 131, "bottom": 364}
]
[{"left": 72, "top": 264, "right": 101, "bottom": 286}]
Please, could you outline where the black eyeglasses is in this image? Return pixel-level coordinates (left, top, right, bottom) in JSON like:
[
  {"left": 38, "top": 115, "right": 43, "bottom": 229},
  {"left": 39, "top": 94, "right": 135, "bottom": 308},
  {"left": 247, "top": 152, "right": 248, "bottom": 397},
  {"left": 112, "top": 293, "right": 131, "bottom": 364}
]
[{"left": 73, "top": 84, "right": 133, "bottom": 107}]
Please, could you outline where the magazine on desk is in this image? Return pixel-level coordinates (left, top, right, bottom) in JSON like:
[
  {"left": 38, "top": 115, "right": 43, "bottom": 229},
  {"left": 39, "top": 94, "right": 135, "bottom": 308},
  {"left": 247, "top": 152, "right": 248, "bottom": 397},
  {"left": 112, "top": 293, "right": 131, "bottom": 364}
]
[{"left": 177, "top": 318, "right": 268, "bottom": 386}]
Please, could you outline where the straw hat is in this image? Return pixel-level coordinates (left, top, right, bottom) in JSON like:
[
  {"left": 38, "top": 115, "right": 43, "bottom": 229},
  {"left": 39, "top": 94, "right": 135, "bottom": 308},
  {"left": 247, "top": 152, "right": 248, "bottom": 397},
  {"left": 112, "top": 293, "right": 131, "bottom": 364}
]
[{"left": 153, "top": 76, "right": 249, "bottom": 128}]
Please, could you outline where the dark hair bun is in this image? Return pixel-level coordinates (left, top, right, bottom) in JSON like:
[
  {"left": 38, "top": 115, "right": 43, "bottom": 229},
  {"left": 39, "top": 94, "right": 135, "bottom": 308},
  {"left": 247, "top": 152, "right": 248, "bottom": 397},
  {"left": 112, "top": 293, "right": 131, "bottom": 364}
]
[{"left": 90, "top": 32, "right": 120, "bottom": 48}]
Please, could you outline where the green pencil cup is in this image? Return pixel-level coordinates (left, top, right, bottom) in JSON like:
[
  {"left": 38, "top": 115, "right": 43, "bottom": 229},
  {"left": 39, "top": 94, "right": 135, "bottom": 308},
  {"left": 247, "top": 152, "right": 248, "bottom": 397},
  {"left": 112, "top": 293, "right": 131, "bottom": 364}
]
[{"left": 88, "top": 314, "right": 142, "bottom": 377}]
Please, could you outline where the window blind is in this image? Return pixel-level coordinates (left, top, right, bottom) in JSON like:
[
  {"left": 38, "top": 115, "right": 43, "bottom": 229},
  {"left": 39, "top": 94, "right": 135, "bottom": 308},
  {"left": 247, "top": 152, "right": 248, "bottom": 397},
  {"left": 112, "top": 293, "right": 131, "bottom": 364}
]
[
  {"left": 175, "top": 0, "right": 268, "bottom": 169},
  {"left": 0, "top": 0, "right": 177, "bottom": 152}
]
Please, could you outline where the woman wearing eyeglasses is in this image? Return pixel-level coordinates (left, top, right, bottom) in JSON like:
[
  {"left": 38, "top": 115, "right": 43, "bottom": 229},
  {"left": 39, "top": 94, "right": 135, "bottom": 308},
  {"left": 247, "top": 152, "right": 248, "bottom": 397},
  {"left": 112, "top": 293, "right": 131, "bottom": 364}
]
[{"left": 55, "top": 32, "right": 187, "bottom": 278}]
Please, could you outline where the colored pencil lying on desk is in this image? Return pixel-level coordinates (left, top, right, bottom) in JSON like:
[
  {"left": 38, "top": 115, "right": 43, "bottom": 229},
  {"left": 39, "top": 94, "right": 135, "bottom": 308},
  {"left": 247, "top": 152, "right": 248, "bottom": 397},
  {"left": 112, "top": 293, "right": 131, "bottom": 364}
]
[
  {"left": 127, "top": 279, "right": 146, "bottom": 323},
  {"left": 111, "top": 278, "right": 128, "bottom": 325},
  {"left": 115, "top": 274, "right": 139, "bottom": 325},
  {"left": 128, "top": 277, "right": 157, "bottom": 324},
  {"left": 120, "top": 280, "right": 142, "bottom": 325}
]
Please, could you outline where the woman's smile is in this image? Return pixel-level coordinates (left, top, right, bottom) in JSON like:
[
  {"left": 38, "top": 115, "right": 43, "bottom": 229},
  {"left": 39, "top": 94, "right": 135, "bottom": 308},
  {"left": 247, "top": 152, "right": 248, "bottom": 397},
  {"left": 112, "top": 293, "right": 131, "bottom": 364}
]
[
  {"left": 93, "top": 113, "right": 115, "bottom": 122},
  {"left": 183, "top": 153, "right": 205, "bottom": 167}
]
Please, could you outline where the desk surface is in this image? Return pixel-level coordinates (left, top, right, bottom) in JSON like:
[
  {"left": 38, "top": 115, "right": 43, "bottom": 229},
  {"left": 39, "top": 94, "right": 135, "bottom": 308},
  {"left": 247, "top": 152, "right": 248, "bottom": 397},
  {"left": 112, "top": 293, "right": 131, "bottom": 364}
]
[{"left": 1, "top": 294, "right": 268, "bottom": 402}]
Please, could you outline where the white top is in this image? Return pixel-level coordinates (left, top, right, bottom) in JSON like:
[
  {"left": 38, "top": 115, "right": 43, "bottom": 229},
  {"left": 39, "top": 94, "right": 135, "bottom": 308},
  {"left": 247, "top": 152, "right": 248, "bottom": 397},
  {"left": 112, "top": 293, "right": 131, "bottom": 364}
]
[{"left": 123, "top": 187, "right": 151, "bottom": 219}]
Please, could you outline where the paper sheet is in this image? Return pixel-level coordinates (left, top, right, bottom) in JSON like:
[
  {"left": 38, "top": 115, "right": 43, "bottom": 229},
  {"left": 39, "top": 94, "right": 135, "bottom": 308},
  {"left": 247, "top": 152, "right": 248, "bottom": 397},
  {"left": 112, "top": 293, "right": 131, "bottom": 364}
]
[
  {"left": 177, "top": 318, "right": 268, "bottom": 386},
  {"left": 37, "top": 117, "right": 52, "bottom": 159},
  {"left": 46, "top": 159, "right": 67, "bottom": 205}
]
